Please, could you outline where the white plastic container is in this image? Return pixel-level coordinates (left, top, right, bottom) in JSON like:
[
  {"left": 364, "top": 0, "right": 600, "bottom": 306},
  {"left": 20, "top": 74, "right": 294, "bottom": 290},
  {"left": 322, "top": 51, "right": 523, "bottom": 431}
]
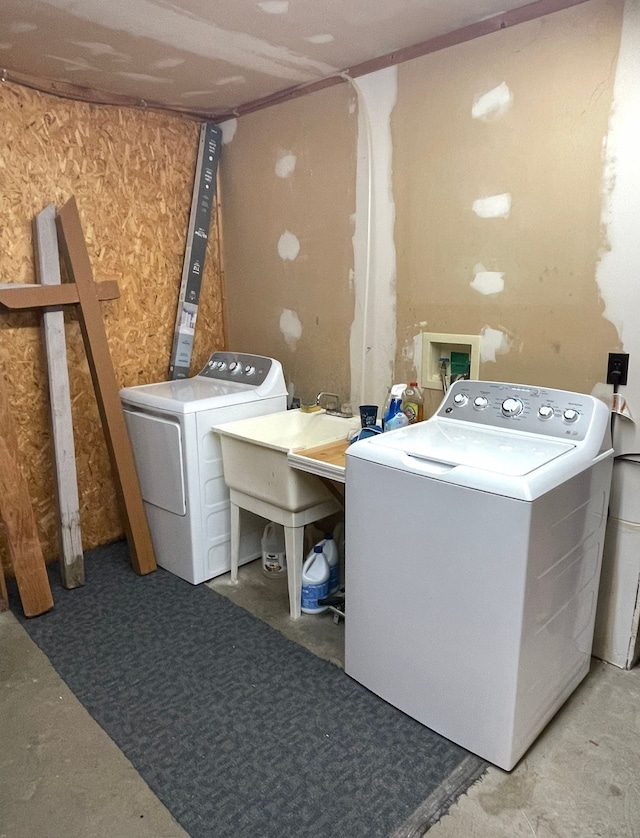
[
  {"left": 322, "top": 533, "right": 340, "bottom": 593},
  {"left": 301, "top": 545, "right": 330, "bottom": 614},
  {"left": 261, "top": 522, "right": 286, "bottom": 577}
]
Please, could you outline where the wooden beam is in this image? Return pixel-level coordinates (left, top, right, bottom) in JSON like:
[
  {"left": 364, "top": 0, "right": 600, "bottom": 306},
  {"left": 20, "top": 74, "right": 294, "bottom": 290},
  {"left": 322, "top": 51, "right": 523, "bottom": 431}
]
[
  {"left": 33, "top": 204, "right": 85, "bottom": 589},
  {"left": 55, "top": 197, "right": 156, "bottom": 576},
  {"left": 0, "top": 371, "right": 54, "bottom": 617},
  {"left": 0, "top": 280, "right": 119, "bottom": 310}
]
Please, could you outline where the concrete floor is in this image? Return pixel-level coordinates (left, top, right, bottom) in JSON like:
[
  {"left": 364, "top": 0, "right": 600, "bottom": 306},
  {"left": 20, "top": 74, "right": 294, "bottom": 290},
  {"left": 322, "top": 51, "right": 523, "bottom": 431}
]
[{"left": 2, "top": 558, "right": 639, "bottom": 837}]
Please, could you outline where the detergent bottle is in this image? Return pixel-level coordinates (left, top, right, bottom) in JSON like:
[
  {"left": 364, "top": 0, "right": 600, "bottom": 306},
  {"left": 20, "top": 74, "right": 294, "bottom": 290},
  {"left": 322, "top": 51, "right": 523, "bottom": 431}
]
[
  {"left": 383, "top": 384, "right": 409, "bottom": 431},
  {"left": 301, "top": 545, "right": 330, "bottom": 614},
  {"left": 261, "top": 522, "right": 286, "bottom": 577},
  {"left": 402, "top": 382, "right": 424, "bottom": 424}
]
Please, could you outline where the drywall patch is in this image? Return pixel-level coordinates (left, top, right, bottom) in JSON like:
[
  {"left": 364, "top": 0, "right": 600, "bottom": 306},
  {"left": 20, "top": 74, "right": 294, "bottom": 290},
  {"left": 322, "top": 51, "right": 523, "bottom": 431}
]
[
  {"left": 71, "top": 41, "right": 129, "bottom": 60},
  {"left": 46, "top": 55, "right": 95, "bottom": 72},
  {"left": 182, "top": 90, "right": 215, "bottom": 98},
  {"left": 9, "top": 22, "right": 37, "bottom": 34},
  {"left": 275, "top": 151, "right": 296, "bottom": 179},
  {"left": 220, "top": 119, "right": 238, "bottom": 144},
  {"left": 471, "top": 264, "right": 505, "bottom": 296},
  {"left": 401, "top": 330, "right": 425, "bottom": 380},
  {"left": 480, "top": 326, "right": 511, "bottom": 362},
  {"left": 118, "top": 71, "right": 172, "bottom": 84},
  {"left": 258, "top": 1, "right": 289, "bottom": 13},
  {"left": 215, "top": 75, "right": 246, "bottom": 86},
  {"left": 472, "top": 82, "right": 512, "bottom": 121},
  {"left": 473, "top": 193, "right": 511, "bottom": 218},
  {"left": 279, "top": 309, "right": 302, "bottom": 349},
  {"left": 306, "top": 34, "right": 335, "bottom": 44},
  {"left": 153, "top": 57, "right": 185, "bottom": 69},
  {"left": 350, "top": 66, "right": 398, "bottom": 406},
  {"left": 278, "top": 230, "right": 300, "bottom": 261}
]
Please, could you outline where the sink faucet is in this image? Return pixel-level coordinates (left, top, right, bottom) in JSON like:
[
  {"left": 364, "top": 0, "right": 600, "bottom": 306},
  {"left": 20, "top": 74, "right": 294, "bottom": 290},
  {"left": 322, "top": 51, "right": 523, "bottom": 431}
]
[{"left": 316, "top": 392, "right": 340, "bottom": 412}]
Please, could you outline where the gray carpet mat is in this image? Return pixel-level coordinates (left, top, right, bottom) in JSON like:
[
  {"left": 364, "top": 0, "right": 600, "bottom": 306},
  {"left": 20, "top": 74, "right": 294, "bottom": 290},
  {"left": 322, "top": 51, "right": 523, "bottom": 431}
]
[{"left": 13, "top": 542, "right": 486, "bottom": 837}]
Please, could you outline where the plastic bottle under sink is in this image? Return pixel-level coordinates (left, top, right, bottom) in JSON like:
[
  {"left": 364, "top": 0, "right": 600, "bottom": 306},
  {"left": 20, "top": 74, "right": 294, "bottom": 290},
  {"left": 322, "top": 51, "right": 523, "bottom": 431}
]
[{"left": 301, "top": 545, "right": 330, "bottom": 614}]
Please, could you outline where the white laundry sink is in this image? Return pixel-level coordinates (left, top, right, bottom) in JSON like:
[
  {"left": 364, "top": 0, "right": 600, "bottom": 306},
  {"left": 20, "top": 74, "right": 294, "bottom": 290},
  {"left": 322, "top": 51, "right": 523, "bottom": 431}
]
[{"left": 213, "top": 408, "right": 356, "bottom": 512}]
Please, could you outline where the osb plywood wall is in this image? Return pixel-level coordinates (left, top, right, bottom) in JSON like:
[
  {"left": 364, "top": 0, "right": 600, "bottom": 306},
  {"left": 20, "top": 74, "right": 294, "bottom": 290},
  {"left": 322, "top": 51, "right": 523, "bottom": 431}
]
[{"left": 0, "top": 82, "right": 225, "bottom": 573}]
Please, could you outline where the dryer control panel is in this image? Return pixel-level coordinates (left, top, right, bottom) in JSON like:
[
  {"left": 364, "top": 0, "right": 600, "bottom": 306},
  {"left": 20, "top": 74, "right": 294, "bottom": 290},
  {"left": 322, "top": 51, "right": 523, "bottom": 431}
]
[
  {"left": 437, "top": 380, "right": 598, "bottom": 441},
  {"left": 197, "top": 352, "right": 273, "bottom": 386}
]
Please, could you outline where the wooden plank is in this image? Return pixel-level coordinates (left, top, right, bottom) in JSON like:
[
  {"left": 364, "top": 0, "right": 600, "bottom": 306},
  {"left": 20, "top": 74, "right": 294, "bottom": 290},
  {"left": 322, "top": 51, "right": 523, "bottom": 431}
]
[
  {"left": 0, "top": 372, "right": 54, "bottom": 617},
  {"left": 33, "top": 204, "right": 84, "bottom": 589},
  {"left": 55, "top": 197, "right": 156, "bottom": 576},
  {"left": 295, "top": 439, "right": 350, "bottom": 470},
  {"left": 0, "top": 280, "right": 119, "bottom": 310}
]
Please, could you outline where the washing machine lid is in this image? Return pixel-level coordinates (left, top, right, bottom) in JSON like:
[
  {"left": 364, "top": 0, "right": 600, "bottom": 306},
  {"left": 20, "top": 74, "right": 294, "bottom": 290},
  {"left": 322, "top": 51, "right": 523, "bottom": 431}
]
[
  {"left": 120, "top": 378, "right": 270, "bottom": 414},
  {"left": 346, "top": 419, "right": 589, "bottom": 501},
  {"left": 371, "top": 420, "right": 575, "bottom": 476}
]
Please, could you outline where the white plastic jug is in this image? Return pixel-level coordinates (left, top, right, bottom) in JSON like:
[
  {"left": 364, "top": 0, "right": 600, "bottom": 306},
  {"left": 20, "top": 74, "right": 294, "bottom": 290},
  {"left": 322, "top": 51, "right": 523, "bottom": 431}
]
[
  {"left": 301, "top": 545, "right": 329, "bottom": 614},
  {"left": 322, "top": 533, "right": 340, "bottom": 593},
  {"left": 261, "top": 522, "right": 286, "bottom": 577}
]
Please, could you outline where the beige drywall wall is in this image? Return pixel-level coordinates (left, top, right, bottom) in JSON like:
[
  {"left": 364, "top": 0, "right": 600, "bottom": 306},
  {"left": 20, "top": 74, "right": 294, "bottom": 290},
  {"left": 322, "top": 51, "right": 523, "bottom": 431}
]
[
  {"left": 0, "top": 83, "right": 225, "bottom": 572},
  {"left": 219, "top": 0, "right": 625, "bottom": 421},
  {"left": 393, "top": 0, "right": 624, "bottom": 412},
  {"left": 219, "top": 86, "right": 357, "bottom": 408}
]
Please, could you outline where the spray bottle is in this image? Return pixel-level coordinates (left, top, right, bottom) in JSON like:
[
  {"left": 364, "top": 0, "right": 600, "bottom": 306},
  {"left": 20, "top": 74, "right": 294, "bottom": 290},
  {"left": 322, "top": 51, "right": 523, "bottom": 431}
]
[{"left": 383, "top": 384, "right": 409, "bottom": 432}]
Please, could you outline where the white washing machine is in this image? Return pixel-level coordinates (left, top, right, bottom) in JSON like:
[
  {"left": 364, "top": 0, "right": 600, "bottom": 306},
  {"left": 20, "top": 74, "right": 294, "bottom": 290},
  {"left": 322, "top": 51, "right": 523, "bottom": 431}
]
[
  {"left": 345, "top": 380, "right": 613, "bottom": 770},
  {"left": 120, "top": 352, "right": 287, "bottom": 584}
]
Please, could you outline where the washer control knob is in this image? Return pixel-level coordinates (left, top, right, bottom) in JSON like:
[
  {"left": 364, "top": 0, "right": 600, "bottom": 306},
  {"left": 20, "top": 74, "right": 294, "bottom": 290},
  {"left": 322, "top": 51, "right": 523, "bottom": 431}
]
[
  {"left": 244, "top": 365, "right": 255, "bottom": 376},
  {"left": 228, "top": 361, "right": 243, "bottom": 374},
  {"left": 474, "top": 396, "right": 489, "bottom": 410},
  {"left": 453, "top": 393, "right": 468, "bottom": 407},
  {"left": 217, "top": 361, "right": 227, "bottom": 371},
  {"left": 502, "top": 397, "right": 524, "bottom": 417},
  {"left": 563, "top": 408, "right": 580, "bottom": 424},
  {"left": 538, "top": 405, "right": 554, "bottom": 420}
]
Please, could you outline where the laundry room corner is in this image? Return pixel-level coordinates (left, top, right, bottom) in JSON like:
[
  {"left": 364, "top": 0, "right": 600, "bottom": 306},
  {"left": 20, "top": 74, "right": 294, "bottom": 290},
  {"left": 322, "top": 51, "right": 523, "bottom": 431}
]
[{"left": 0, "top": 83, "right": 228, "bottom": 573}]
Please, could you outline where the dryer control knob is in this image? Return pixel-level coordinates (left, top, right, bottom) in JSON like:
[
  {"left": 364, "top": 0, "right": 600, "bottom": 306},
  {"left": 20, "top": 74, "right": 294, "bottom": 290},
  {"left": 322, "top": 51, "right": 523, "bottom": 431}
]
[
  {"left": 538, "top": 405, "right": 554, "bottom": 420},
  {"left": 501, "top": 397, "right": 523, "bottom": 417},
  {"left": 474, "top": 396, "right": 488, "bottom": 410},
  {"left": 453, "top": 393, "right": 468, "bottom": 407},
  {"left": 563, "top": 408, "right": 580, "bottom": 423}
]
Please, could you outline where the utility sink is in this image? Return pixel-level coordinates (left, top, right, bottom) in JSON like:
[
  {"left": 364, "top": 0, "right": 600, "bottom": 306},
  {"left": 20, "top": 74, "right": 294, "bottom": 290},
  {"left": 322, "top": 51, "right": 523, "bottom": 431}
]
[
  {"left": 212, "top": 408, "right": 356, "bottom": 513},
  {"left": 212, "top": 408, "right": 357, "bottom": 619}
]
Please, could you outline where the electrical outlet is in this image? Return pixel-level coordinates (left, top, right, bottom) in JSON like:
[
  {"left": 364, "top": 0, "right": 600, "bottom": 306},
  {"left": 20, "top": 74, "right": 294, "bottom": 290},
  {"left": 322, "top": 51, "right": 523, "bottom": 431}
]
[{"left": 607, "top": 352, "right": 629, "bottom": 386}]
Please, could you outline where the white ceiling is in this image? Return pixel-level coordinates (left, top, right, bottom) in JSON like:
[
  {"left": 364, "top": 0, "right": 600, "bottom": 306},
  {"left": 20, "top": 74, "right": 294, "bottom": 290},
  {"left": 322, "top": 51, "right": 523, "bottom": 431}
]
[{"left": 1, "top": 0, "right": 563, "bottom": 118}]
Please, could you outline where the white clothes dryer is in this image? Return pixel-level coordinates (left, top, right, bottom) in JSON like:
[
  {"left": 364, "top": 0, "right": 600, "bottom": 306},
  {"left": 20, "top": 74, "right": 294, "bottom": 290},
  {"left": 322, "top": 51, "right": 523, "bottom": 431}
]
[
  {"left": 120, "top": 352, "right": 287, "bottom": 584},
  {"left": 345, "top": 380, "right": 613, "bottom": 770}
]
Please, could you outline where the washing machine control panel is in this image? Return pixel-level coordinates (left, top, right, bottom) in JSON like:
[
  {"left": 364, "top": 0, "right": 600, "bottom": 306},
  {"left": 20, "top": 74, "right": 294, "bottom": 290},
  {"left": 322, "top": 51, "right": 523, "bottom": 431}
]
[
  {"left": 197, "top": 352, "right": 273, "bottom": 386},
  {"left": 438, "top": 380, "right": 598, "bottom": 440}
]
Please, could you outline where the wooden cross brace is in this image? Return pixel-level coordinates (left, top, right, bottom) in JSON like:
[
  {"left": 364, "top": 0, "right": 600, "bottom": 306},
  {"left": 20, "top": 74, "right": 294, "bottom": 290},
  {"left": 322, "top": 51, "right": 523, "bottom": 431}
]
[{"left": 0, "top": 197, "right": 156, "bottom": 578}]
